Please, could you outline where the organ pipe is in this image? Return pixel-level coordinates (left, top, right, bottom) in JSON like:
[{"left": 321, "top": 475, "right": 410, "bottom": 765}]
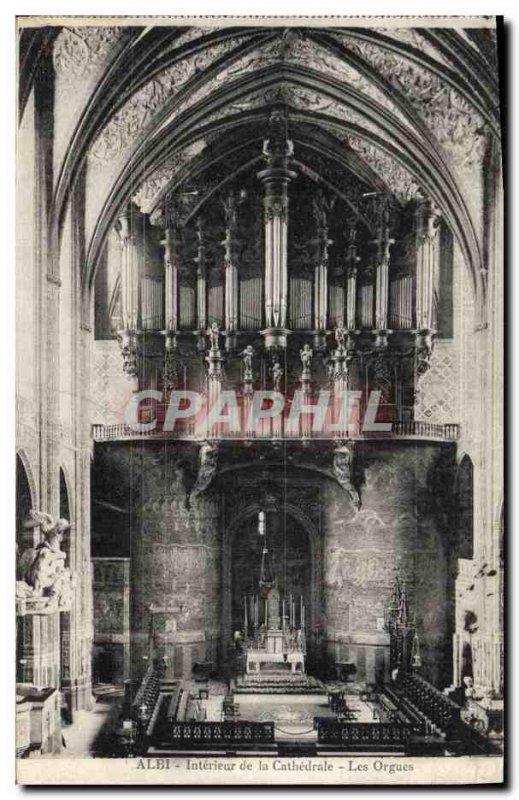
[
  {"left": 415, "top": 200, "right": 441, "bottom": 331},
  {"left": 118, "top": 209, "right": 139, "bottom": 331},
  {"left": 162, "top": 226, "right": 179, "bottom": 332},
  {"left": 312, "top": 190, "right": 333, "bottom": 332},
  {"left": 222, "top": 194, "right": 240, "bottom": 332},
  {"left": 345, "top": 219, "right": 359, "bottom": 331},
  {"left": 257, "top": 110, "right": 296, "bottom": 332},
  {"left": 195, "top": 217, "right": 207, "bottom": 331}
]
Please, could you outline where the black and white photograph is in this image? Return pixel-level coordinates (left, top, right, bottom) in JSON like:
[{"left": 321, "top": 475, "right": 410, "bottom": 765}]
[{"left": 14, "top": 14, "right": 504, "bottom": 785}]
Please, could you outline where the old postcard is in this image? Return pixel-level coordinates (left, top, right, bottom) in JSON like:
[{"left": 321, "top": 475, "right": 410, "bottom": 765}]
[{"left": 15, "top": 14, "right": 504, "bottom": 785}]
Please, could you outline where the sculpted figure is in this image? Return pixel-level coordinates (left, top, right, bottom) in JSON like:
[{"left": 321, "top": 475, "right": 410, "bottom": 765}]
[
  {"left": 300, "top": 343, "right": 313, "bottom": 369},
  {"left": 241, "top": 345, "right": 255, "bottom": 381},
  {"left": 191, "top": 441, "right": 219, "bottom": 500},
  {"left": 207, "top": 322, "right": 220, "bottom": 352},
  {"left": 333, "top": 444, "right": 361, "bottom": 510},
  {"left": 271, "top": 361, "right": 283, "bottom": 391},
  {"left": 17, "top": 512, "right": 74, "bottom": 606}
]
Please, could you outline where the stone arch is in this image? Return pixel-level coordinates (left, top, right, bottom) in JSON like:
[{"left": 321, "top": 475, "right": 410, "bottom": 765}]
[
  {"left": 454, "top": 454, "right": 474, "bottom": 561},
  {"left": 222, "top": 500, "right": 321, "bottom": 668},
  {"left": 16, "top": 450, "right": 38, "bottom": 551},
  {"left": 59, "top": 465, "right": 73, "bottom": 559}
]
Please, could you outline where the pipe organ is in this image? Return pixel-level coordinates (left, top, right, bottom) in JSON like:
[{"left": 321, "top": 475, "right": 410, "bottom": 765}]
[
  {"left": 114, "top": 110, "right": 444, "bottom": 415},
  {"left": 163, "top": 226, "right": 179, "bottom": 333},
  {"left": 257, "top": 109, "right": 297, "bottom": 340},
  {"left": 118, "top": 209, "right": 139, "bottom": 332}
]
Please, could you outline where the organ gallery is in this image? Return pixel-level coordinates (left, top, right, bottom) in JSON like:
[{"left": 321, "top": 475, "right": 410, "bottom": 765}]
[{"left": 15, "top": 17, "right": 504, "bottom": 773}]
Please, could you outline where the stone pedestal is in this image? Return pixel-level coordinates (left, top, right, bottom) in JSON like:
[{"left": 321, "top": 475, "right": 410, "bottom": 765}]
[
  {"left": 16, "top": 685, "right": 61, "bottom": 754},
  {"left": 16, "top": 603, "right": 61, "bottom": 689}
]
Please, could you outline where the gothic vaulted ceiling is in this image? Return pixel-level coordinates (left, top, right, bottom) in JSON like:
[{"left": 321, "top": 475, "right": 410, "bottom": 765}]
[{"left": 21, "top": 23, "right": 500, "bottom": 296}]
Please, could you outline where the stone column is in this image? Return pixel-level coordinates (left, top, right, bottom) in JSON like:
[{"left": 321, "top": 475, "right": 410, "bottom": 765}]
[{"left": 257, "top": 110, "right": 297, "bottom": 346}]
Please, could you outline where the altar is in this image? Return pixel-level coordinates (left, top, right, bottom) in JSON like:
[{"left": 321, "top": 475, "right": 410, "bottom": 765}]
[
  {"left": 245, "top": 628, "right": 305, "bottom": 674},
  {"left": 242, "top": 582, "right": 306, "bottom": 675}
]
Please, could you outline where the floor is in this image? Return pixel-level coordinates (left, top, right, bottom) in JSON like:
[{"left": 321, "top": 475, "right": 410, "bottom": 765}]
[
  {"left": 55, "top": 681, "right": 383, "bottom": 755},
  {"left": 57, "top": 686, "right": 124, "bottom": 758}
]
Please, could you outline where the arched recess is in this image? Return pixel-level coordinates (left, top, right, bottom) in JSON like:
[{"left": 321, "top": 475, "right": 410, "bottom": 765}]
[
  {"left": 454, "top": 455, "right": 474, "bottom": 561},
  {"left": 16, "top": 451, "right": 37, "bottom": 552},
  {"left": 59, "top": 466, "right": 73, "bottom": 559},
  {"left": 222, "top": 501, "right": 321, "bottom": 669}
]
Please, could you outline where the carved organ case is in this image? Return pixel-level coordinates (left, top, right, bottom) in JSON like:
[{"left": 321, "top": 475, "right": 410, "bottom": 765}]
[{"left": 99, "top": 109, "right": 448, "bottom": 430}]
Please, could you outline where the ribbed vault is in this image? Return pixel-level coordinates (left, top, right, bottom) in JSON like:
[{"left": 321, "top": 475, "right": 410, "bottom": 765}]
[{"left": 19, "top": 23, "right": 499, "bottom": 304}]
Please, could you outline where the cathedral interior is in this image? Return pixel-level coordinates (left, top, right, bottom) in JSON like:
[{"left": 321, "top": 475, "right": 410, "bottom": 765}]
[{"left": 16, "top": 21, "right": 503, "bottom": 759}]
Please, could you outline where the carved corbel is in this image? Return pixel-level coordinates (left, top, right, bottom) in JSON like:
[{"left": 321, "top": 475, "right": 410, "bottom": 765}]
[
  {"left": 332, "top": 441, "right": 362, "bottom": 509},
  {"left": 190, "top": 441, "right": 219, "bottom": 501}
]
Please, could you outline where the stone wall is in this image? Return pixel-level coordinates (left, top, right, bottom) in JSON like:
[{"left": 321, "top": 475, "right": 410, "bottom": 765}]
[
  {"left": 93, "top": 442, "right": 222, "bottom": 681},
  {"left": 322, "top": 443, "right": 455, "bottom": 687},
  {"left": 92, "top": 558, "right": 130, "bottom": 684},
  {"left": 93, "top": 439, "right": 456, "bottom": 687}
]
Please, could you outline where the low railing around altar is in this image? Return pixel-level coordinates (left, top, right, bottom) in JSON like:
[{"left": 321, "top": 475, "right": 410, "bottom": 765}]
[
  {"left": 164, "top": 721, "right": 275, "bottom": 746},
  {"left": 316, "top": 720, "right": 411, "bottom": 748}
]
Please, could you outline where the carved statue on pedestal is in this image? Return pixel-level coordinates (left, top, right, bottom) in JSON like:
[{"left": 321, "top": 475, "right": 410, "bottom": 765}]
[
  {"left": 208, "top": 322, "right": 221, "bottom": 353},
  {"left": 16, "top": 511, "right": 75, "bottom": 610},
  {"left": 271, "top": 361, "right": 284, "bottom": 391}
]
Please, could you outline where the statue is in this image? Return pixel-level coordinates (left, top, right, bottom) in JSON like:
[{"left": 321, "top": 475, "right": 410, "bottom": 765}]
[
  {"left": 333, "top": 443, "right": 361, "bottom": 509},
  {"left": 207, "top": 322, "right": 220, "bottom": 353},
  {"left": 334, "top": 322, "right": 347, "bottom": 355},
  {"left": 240, "top": 345, "right": 255, "bottom": 382},
  {"left": 300, "top": 343, "right": 313, "bottom": 376},
  {"left": 17, "top": 511, "right": 75, "bottom": 609},
  {"left": 190, "top": 441, "right": 219, "bottom": 500},
  {"left": 271, "top": 361, "right": 284, "bottom": 391}
]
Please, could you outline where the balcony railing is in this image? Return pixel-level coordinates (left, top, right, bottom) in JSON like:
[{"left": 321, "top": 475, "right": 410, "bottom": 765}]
[{"left": 92, "top": 420, "right": 460, "bottom": 443}]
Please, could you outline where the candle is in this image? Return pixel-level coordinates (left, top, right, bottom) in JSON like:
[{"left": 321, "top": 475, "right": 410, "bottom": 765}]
[{"left": 244, "top": 596, "right": 248, "bottom": 635}]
